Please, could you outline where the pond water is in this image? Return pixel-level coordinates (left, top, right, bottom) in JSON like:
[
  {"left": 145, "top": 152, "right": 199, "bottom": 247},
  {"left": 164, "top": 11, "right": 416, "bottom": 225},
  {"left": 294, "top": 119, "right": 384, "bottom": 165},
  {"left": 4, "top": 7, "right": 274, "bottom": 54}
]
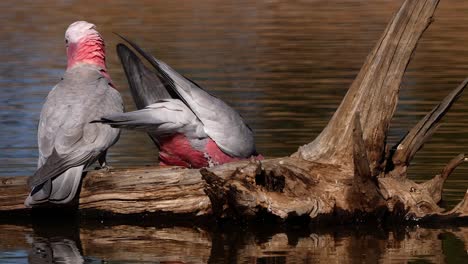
[
  {"left": 1, "top": 221, "right": 468, "bottom": 264},
  {"left": 1, "top": 0, "right": 468, "bottom": 262}
]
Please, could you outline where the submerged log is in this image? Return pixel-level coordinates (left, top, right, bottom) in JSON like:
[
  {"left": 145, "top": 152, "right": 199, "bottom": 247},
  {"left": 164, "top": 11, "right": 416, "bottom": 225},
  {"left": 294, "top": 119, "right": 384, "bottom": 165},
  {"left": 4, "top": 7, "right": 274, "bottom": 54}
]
[{"left": 1, "top": 0, "right": 468, "bottom": 223}]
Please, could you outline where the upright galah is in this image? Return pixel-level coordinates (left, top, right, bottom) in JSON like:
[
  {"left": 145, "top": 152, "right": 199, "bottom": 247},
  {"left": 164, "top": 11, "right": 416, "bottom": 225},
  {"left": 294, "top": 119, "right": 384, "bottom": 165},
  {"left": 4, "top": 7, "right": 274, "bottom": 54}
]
[
  {"left": 96, "top": 37, "right": 262, "bottom": 168},
  {"left": 25, "top": 21, "right": 123, "bottom": 206}
]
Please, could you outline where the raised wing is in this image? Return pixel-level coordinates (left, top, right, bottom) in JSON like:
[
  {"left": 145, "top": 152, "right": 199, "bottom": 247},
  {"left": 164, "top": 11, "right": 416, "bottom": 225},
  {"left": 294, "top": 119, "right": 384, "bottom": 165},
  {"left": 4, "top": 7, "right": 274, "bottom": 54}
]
[
  {"left": 117, "top": 43, "right": 183, "bottom": 147},
  {"left": 152, "top": 59, "right": 256, "bottom": 158},
  {"left": 118, "top": 37, "right": 256, "bottom": 158},
  {"left": 116, "top": 43, "right": 173, "bottom": 109}
]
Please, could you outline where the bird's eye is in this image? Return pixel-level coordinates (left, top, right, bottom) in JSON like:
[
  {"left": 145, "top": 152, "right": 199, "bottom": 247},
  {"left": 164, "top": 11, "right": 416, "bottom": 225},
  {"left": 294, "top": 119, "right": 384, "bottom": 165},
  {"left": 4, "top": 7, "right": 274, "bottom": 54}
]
[{"left": 65, "top": 39, "right": 69, "bottom": 44}]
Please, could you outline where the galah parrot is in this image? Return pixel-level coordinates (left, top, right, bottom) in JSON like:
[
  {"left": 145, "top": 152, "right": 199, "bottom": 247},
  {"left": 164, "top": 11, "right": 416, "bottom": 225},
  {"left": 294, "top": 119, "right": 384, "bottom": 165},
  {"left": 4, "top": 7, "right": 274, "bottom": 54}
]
[
  {"left": 24, "top": 21, "right": 123, "bottom": 206},
  {"left": 96, "top": 37, "right": 261, "bottom": 168}
]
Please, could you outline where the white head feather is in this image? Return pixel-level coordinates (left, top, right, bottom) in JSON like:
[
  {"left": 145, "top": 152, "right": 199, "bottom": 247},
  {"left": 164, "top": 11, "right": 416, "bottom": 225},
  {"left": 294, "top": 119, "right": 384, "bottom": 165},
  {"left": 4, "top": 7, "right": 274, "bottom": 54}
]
[{"left": 65, "top": 21, "right": 100, "bottom": 44}]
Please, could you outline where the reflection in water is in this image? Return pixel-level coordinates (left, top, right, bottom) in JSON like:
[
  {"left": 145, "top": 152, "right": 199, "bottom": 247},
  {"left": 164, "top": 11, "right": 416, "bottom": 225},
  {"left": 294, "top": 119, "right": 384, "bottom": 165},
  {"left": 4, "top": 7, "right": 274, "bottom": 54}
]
[
  {"left": 0, "top": 223, "right": 467, "bottom": 263},
  {"left": 80, "top": 225, "right": 211, "bottom": 263},
  {"left": 26, "top": 220, "right": 85, "bottom": 264},
  {"left": 28, "top": 238, "right": 83, "bottom": 264}
]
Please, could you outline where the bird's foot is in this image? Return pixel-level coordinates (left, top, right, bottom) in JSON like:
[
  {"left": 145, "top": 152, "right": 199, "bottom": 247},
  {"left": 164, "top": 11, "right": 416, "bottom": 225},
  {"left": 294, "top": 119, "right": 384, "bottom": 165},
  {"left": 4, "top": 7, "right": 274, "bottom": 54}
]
[
  {"left": 93, "top": 166, "right": 112, "bottom": 172},
  {"left": 97, "top": 164, "right": 113, "bottom": 172}
]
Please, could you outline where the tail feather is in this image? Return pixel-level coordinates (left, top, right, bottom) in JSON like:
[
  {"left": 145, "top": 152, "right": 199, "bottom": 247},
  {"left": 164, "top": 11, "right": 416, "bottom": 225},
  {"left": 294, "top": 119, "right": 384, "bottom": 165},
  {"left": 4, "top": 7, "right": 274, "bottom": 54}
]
[
  {"left": 116, "top": 43, "right": 172, "bottom": 109},
  {"left": 49, "top": 165, "right": 83, "bottom": 204},
  {"left": 95, "top": 99, "right": 204, "bottom": 138},
  {"left": 116, "top": 36, "right": 186, "bottom": 106},
  {"left": 94, "top": 109, "right": 159, "bottom": 129},
  {"left": 25, "top": 165, "right": 84, "bottom": 207},
  {"left": 25, "top": 180, "right": 52, "bottom": 206}
]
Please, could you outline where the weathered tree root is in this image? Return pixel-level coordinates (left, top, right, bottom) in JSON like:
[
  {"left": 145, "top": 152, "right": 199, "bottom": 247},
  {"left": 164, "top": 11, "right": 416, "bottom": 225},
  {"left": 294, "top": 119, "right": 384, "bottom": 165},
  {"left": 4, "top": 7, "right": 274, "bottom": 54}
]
[
  {"left": 197, "top": 0, "right": 468, "bottom": 223},
  {"left": 201, "top": 159, "right": 322, "bottom": 220},
  {"left": 386, "top": 79, "right": 468, "bottom": 179}
]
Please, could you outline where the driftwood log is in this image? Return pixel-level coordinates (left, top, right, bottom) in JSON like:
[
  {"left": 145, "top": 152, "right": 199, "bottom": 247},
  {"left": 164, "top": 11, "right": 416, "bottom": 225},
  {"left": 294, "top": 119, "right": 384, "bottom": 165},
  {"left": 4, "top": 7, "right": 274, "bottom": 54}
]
[{"left": 1, "top": 0, "right": 468, "bottom": 223}]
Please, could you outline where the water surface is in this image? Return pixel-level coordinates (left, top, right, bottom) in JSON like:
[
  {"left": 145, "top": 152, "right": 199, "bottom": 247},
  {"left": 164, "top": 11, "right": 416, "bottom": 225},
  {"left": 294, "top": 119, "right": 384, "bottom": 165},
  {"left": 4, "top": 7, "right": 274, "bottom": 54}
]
[
  {"left": 1, "top": 0, "right": 468, "bottom": 262},
  {"left": 1, "top": 222, "right": 468, "bottom": 264}
]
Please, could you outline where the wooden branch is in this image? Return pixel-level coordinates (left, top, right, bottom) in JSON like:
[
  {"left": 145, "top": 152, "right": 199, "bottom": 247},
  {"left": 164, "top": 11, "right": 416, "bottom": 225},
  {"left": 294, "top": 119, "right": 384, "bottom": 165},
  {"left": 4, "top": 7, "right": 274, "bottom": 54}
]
[
  {"left": 295, "top": 0, "right": 439, "bottom": 176},
  {"left": 352, "top": 113, "right": 385, "bottom": 210},
  {"left": 420, "top": 154, "right": 466, "bottom": 203},
  {"left": 0, "top": 177, "right": 30, "bottom": 211},
  {"left": 418, "top": 189, "right": 468, "bottom": 222},
  {"left": 202, "top": 159, "right": 324, "bottom": 220},
  {"left": 378, "top": 176, "right": 444, "bottom": 219},
  {"left": 378, "top": 153, "right": 468, "bottom": 221},
  {"left": 352, "top": 113, "right": 371, "bottom": 180},
  {"left": 0, "top": 159, "right": 326, "bottom": 218},
  {"left": 388, "top": 79, "right": 468, "bottom": 179},
  {"left": 78, "top": 165, "right": 212, "bottom": 215},
  {"left": 0, "top": 163, "right": 250, "bottom": 214},
  {"left": 445, "top": 190, "right": 468, "bottom": 217},
  {"left": 0, "top": 157, "right": 351, "bottom": 220}
]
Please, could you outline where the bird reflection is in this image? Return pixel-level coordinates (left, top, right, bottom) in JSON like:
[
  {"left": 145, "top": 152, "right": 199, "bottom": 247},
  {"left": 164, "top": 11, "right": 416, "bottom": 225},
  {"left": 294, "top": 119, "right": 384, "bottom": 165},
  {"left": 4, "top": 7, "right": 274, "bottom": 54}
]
[
  {"left": 27, "top": 212, "right": 84, "bottom": 264},
  {"left": 28, "top": 237, "right": 83, "bottom": 264}
]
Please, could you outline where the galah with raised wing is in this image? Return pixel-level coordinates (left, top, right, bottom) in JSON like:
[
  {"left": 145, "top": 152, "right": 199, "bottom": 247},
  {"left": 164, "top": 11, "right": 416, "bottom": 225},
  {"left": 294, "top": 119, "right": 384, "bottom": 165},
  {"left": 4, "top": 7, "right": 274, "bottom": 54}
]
[
  {"left": 96, "top": 37, "right": 262, "bottom": 168},
  {"left": 25, "top": 21, "right": 123, "bottom": 206}
]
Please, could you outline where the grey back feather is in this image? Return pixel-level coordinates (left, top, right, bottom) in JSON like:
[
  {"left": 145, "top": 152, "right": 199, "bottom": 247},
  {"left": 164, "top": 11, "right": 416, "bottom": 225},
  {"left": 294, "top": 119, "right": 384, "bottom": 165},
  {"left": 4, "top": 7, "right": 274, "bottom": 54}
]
[{"left": 28, "top": 64, "right": 123, "bottom": 188}]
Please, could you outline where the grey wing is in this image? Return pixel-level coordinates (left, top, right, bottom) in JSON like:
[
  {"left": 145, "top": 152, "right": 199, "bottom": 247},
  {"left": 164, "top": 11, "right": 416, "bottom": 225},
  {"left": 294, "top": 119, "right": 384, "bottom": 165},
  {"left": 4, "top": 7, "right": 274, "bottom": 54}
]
[
  {"left": 96, "top": 99, "right": 206, "bottom": 139},
  {"left": 30, "top": 72, "right": 122, "bottom": 188},
  {"left": 117, "top": 43, "right": 178, "bottom": 147},
  {"left": 119, "top": 38, "right": 256, "bottom": 158},
  {"left": 154, "top": 60, "right": 256, "bottom": 157}
]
